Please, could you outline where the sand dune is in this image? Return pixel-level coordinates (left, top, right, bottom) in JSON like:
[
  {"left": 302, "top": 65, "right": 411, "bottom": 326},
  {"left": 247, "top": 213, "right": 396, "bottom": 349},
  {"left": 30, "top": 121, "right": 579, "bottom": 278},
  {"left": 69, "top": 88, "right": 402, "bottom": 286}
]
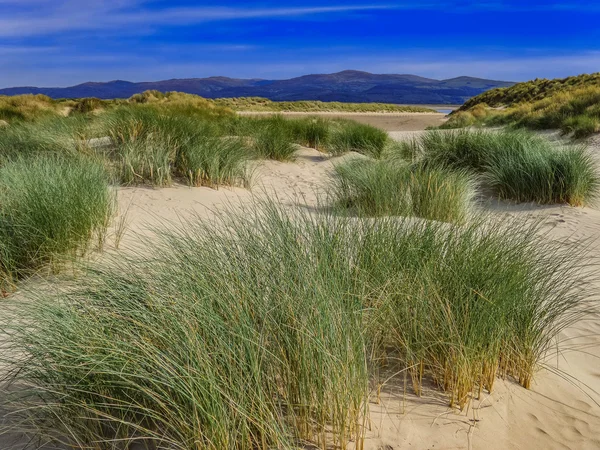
[
  {"left": 113, "top": 135, "right": 600, "bottom": 450},
  {"left": 2, "top": 118, "right": 600, "bottom": 449}
]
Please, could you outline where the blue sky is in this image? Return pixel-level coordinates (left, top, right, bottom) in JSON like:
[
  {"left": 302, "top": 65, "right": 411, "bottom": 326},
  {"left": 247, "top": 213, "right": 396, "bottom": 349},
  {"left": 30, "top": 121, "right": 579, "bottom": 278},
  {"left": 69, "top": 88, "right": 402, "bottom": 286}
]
[{"left": 1, "top": 0, "right": 599, "bottom": 87}]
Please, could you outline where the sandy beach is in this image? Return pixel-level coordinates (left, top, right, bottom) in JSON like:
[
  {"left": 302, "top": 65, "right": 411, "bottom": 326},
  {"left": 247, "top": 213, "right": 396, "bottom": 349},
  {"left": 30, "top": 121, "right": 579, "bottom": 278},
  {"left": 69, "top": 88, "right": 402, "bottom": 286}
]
[
  {"left": 2, "top": 115, "right": 600, "bottom": 450},
  {"left": 111, "top": 123, "right": 600, "bottom": 449}
]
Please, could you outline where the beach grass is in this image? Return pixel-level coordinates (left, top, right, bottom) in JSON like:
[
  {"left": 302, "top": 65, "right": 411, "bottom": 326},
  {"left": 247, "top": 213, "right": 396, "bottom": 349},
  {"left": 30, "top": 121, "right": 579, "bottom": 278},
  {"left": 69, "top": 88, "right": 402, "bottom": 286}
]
[
  {"left": 212, "top": 96, "right": 436, "bottom": 113},
  {"left": 333, "top": 158, "right": 476, "bottom": 223},
  {"left": 100, "top": 105, "right": 251, "bottom": 186},
  {"left": 413, "top": 129, "right": 599, "bottom": 206},
  {"left": 0, "top": 200, "right": 590, "bottom": 449},
  {"left": 248, "top": 115, "right": 297, "bottom": 161},
  {"left": 0, "top": 155, "right": 114, "bottom": 290},
  {"left": 328, "top": 119, "right": 389, "bottom": 158},
  {"left": 0, "top": 94, "right": 63, "bottom": 123}
]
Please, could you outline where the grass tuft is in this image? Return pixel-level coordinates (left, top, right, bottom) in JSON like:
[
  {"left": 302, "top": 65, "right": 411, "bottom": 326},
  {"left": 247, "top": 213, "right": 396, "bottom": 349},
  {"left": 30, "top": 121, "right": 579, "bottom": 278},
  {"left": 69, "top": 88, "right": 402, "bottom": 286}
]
[
  {"left": 249, "top": 115, "right": 297, "bottom": 161},
  {"left": 328, "top": 119, "right": 389, "bottom": 158},
  {"left": 333, "top": 158, "right": 475, "bottom": 223},
  {"left": 413, "top": 129, "right": 599, "bottom": 206},
  {"left": 0, "top": 155, "right": 114, "bottom": 289}
]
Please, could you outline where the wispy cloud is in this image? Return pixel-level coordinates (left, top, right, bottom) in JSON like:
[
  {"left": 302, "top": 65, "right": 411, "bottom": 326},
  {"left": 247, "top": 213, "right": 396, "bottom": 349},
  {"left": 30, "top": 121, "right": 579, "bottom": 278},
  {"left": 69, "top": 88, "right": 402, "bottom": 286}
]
[
  {"left": 0, "top": 2, "right": 395, "bottom": 37},
  {"left": 1, "top": 1, "right": 597, "bottom": 38}
]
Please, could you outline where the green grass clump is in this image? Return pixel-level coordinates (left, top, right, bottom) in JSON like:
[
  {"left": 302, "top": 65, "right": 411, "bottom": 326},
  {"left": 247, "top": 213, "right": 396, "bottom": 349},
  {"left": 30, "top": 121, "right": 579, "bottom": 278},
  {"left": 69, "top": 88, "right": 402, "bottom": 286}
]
[
  {"left": 286, "top": 116, "right": 331, "bottom": 150},
  {"left": 101, "top": 105, "right": 251, "bottom": 186},
  {"left": 0, "top": 115, "right": 92, "bottom": 161},
  {"left": 562, "top": 115, "right": 600, "bottom": 139},
  {"left": 485, "top": 144, "right": 599, "bottom": 206},
  {"left": 414, "top": 130, "right": 599, "bottom": 206},
  {"left": 0, "top": 201, "right": 590, "bottom": 448},
  {"left": 176, "top": 128, "right": 251, "bottom": 188},
  {"left": 328, "top": 119, "right": 389, "bottom": 157},
  {"left": 249, "top": 115, "right": 297, "bottom": 161},
  {"left": 0, "top": 155, "right": 114, "bottom": 289},
  {"left": 0, "top": 94, "right": 62, "bottom": 123},
  {"left": 333, "top": 158, "right": 475, "bottom": 223}
]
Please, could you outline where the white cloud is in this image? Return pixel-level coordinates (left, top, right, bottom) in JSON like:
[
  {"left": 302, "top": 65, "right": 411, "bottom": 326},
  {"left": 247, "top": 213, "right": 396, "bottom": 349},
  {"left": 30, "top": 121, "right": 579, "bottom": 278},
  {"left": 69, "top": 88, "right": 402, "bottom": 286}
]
[{"left": 0, "top": 3, "right": 395, "bottom": 37}]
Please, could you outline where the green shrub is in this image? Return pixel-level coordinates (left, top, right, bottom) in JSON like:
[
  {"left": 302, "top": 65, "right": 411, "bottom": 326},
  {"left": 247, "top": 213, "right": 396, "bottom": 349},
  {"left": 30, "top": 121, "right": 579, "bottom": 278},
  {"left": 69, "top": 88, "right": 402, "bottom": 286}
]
[
  {"left": 1, "top": 201, "right": 590, "bottom": 447},
  {"left": 333, "top": 158, "right": 476, "bottom": 223},
  {"left": 0, "top": 155, "right": 114, "bottom": 289},
  {"left": 328, "top": 119, "right": 389, "bottom": 158}
]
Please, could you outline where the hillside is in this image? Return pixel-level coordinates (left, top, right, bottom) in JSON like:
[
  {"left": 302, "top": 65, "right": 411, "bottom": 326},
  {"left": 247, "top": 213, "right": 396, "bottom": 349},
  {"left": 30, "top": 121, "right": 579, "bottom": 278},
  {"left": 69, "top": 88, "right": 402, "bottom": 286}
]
[
  {"left": 444, "top": 72, "right": 600, "bottom": 137},
  {"left": 460, "top": 72, "right": 600, "bottom": 110},
  {"left": 0, "top": 70, "right": 514, "bottom": 105}
]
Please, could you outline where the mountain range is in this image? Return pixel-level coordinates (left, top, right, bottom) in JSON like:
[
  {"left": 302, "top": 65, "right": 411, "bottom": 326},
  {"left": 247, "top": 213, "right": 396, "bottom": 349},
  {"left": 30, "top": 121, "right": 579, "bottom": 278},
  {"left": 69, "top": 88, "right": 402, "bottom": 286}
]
[{"left": 0, "top": 70, "right": 515, "bottom": 104}]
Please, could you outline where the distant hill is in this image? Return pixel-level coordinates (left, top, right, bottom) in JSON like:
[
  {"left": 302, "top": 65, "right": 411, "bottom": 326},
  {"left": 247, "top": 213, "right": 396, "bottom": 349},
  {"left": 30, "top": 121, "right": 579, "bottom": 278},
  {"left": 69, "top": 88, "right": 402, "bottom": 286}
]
[{"left": 0, "top": 70, "right": 514, "bottom": 104}]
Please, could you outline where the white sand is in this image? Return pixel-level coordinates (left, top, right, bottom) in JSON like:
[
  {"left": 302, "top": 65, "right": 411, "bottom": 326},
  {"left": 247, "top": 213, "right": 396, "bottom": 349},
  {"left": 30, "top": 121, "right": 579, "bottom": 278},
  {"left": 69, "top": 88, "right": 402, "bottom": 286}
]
[{"left": 3, "top": 121, "right": 600, "bottom": 449}]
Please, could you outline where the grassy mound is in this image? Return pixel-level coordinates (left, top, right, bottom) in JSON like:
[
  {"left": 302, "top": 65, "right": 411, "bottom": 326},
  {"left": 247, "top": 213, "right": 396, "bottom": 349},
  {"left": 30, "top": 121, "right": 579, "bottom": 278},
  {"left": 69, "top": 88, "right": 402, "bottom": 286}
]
[
  {"left": 0, "top": 94, "right": 63, "bottom": 123},
  {"left": 333, "top": 158, "right": 475, "bottom": 223},
  {"left": 1, "top": 201, "right": 590, "bottom": 448},
  {"left": 448, "top": 73, "right": 600, "bottom": 137},
  {"left": 461, "top": 72, "right": 600, "bottom": 109},
  {"left": 414, "top": 130, "right": 599, "bottom": 206},
  {"left": 0, "top": 155, "right": 114, "bottom": 289}
]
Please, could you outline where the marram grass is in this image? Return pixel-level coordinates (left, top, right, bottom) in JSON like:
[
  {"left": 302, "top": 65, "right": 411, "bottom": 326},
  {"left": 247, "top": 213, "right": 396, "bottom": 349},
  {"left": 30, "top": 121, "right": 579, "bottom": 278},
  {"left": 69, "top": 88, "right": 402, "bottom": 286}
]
[
  {"left": 408, "top": 129, "right": 599, "bottom": 206},
  {"left": 100, "top": 105, "right": 252, "bottom": 187},
  {"left": 333, "top": 157, "right": 476, "bottom": 223},
  {"left": 0, "top": 155, "right": 115, "bottom": 290},
  {"left": 328, "top": 119, "right": 389, "bottom": 158},
  {"left": 0, "top": 200, "right": 592, "bottom": 449}
]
